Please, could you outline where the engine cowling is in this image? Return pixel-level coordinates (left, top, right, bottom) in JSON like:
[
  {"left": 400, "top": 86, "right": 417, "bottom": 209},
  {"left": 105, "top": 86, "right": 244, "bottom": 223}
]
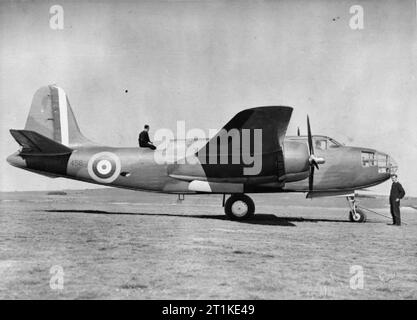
[{"left": 282, "top": 140, "right": 310, "bottom": 182}]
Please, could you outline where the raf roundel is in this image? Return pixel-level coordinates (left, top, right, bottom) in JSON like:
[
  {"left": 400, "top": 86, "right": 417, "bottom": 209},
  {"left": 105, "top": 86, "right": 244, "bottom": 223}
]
[{"left": 87, "top": 152, "right": 121, "bottom": 183}]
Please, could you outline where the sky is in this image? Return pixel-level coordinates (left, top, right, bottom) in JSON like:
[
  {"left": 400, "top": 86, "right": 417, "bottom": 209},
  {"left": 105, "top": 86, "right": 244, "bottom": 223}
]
[{"left": 0, "top": 0, "right": 416, "bottom": 195}]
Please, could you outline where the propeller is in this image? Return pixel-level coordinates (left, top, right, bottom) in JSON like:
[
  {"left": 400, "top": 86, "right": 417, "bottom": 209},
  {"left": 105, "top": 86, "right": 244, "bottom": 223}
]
[{"left": 307, "top": 116, "right": 325, "bottom": 194}]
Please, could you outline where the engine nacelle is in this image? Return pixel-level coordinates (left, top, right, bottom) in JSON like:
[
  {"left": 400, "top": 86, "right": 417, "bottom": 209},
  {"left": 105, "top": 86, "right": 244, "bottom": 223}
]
[{"left": 282, "top": 140, "right": 310, "bottom": 182}]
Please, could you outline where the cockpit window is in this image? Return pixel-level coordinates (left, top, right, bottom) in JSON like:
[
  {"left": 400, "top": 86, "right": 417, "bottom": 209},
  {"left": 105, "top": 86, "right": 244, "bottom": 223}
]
[
  {"left": 328, "top": 138, "right": 341, "bottom": 148},
  {"left": 314, "top": 139, "right": 327, "bottom": 150},
  {"left": 361, "top": 151, "right": 376, "bottom": 167},
  {"left": 311, "top": 137, "right": 342, "bottom": 150}
]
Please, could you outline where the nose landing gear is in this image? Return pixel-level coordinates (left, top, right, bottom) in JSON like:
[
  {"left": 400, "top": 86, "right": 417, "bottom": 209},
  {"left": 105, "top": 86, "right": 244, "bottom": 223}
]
[
  {"left": 347, "top": 195, "right": 367, "bottom": 222},
  {"left": 224, "top": 194, "right": 255, "bottom": 221},
  {"left": 223, "top": 194, "right": 368, "bottom": 222}
]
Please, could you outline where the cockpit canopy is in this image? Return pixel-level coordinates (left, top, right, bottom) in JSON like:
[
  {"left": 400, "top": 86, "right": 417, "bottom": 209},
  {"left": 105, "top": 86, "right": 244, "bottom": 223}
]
[
  {"left": 286, "top": 135, "right": 343, "bottom": 151},
  {"left": 313, "top": 136, "right": 342, "bottom": 150}
]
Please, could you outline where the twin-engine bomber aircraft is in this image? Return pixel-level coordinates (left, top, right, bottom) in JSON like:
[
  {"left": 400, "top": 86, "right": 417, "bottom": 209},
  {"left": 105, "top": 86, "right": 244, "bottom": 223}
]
[{"left": 7, "top": 86, "right": 398, "bottom": 222}]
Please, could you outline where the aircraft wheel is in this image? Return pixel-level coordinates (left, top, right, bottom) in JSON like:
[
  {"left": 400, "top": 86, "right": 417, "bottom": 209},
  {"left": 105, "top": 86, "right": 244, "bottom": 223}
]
[
  {"left": 349, "top": 208, "right": 366, "bottom": 223},
  {"left": 224, "top": 194, "right": 255, "bottom": 221}
]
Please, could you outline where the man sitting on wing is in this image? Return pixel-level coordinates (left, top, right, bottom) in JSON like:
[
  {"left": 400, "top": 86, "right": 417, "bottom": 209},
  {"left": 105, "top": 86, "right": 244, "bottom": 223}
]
[{"left": 138, "top": 124, "right": 156, "bottom": 150}]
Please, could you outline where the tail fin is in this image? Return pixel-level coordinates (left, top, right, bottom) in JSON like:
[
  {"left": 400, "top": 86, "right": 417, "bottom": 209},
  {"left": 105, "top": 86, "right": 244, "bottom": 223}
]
[
  {"left": 10, "top": 129, "right": 72, "bottom": 156},
  {"left": 24, "top": 85, "right": 92, "bottom": 147}
]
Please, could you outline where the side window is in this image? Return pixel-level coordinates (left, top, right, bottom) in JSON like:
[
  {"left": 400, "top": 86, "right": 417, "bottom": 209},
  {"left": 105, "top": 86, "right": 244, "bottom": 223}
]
[
  {"left": 314, "top": 139, "right": 327, "bottom": 150},
  {"left": 361, "top": 151, "right": 376, "bottom": 167}
]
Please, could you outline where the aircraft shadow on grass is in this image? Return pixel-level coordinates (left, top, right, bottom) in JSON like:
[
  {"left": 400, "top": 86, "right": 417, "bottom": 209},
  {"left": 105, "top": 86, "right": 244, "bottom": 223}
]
[{"left": 42, "top": 209, "right": 353, "bottom": 227}]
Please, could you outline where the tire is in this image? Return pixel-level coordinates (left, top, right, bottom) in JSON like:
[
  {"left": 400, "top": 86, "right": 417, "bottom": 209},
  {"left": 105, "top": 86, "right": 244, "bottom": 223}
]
[
  {"left": 349, "top": 208, "right": 367, "bottom": 222},
  {"left": 224, "top": 194, "right": 255, "bottom": 221}
]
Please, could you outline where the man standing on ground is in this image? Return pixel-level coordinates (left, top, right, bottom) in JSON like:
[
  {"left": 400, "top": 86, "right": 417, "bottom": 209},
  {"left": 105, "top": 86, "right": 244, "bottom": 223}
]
[{"left": 389, "top": 174, "right": 405, "bottom": 226}]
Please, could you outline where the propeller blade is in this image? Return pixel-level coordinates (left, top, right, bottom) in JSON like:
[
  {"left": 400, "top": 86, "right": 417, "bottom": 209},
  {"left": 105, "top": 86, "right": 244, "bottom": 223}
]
[
  {"left": 308, "top": 165, "right": 314, "bottom": 193},
  {"left": 305, "top": 114, "right": 324, "bottom": 196},
  {"left": 307, "top": 115, "right": 313, "bottom": 155}
]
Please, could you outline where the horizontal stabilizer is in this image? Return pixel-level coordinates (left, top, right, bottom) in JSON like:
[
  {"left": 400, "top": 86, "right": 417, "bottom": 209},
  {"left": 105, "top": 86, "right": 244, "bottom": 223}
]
[{"left": 10, "top": 129, "right": 73, "bottom": 156}]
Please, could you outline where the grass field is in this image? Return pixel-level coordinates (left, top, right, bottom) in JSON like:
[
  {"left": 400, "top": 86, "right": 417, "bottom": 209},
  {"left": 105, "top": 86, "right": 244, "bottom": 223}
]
[{"left": 0, "top": 189, "right": 416, "bottom": 299}]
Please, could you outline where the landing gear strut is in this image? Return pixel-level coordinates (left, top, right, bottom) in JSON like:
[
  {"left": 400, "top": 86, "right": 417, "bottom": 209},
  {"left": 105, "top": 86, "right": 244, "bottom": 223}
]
[
  {"left": 346, "top": 195, "right": 366, "bottom": 223},
  {"left": 224, "top": 194, "right": 255, "bottom": 221}
]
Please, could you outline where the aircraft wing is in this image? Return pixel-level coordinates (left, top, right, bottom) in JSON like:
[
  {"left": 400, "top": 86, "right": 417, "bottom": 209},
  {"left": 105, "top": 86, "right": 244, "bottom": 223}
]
[
  {"left": 168, "top": 106, "right": 293, "bottom": 185},
  {"left": 187, "top": 180, "right": 244, "bottom": 193}
]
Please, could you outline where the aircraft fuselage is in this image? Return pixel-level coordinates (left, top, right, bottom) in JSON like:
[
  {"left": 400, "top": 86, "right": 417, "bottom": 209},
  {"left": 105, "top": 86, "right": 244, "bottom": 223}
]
[{"left": 7, "top": 135, "right": 395, "bottom": 195}]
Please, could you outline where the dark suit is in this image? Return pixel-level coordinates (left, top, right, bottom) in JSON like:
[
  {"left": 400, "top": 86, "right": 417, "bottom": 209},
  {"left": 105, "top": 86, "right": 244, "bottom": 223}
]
[
  {"left": 389, "top": 182, "right": 405, "bottom": 225},
  {"left": 138, "top": 130, "right": 156, "bottom": 150}
]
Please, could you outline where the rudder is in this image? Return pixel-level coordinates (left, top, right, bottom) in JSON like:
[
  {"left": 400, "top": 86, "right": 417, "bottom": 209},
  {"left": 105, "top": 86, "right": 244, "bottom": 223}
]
[{"left": 24, "top": 85, "right": 92, "bottom": 147}]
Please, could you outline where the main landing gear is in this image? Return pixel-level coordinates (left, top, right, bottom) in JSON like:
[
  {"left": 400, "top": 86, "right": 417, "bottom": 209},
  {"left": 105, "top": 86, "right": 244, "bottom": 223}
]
[
  {"left": 224, "top": 194, "right": 255, "bottom": 221},
  {"left": 222, "top": 194, "right": 368, "bottom": 222},
  {"left": 346, "top": 195, "right": 366, "bottom": 223}
]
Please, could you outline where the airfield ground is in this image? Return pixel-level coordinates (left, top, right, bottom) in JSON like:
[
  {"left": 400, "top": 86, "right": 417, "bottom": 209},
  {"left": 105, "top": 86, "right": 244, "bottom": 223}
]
[{"left": 0, "top": 189, "right": 416, "bottom": 299}]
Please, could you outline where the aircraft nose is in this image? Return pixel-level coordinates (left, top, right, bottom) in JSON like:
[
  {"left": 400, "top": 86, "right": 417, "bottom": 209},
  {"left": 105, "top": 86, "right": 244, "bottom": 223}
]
[
  {"left": 387, "top": 155, "right": 398, "bottom": 174},
  {"left": 376, "top": 152, "right": 397, "bottom": 175}
]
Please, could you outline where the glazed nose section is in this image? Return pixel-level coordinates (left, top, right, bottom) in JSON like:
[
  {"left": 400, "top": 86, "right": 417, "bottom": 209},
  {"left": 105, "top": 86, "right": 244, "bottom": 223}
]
[
  {"left": 376, "top": 152, "right": 397, "bottom": 174},
  {"left": 387, "top": 155, "right": 398, "bottom": 174}
]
